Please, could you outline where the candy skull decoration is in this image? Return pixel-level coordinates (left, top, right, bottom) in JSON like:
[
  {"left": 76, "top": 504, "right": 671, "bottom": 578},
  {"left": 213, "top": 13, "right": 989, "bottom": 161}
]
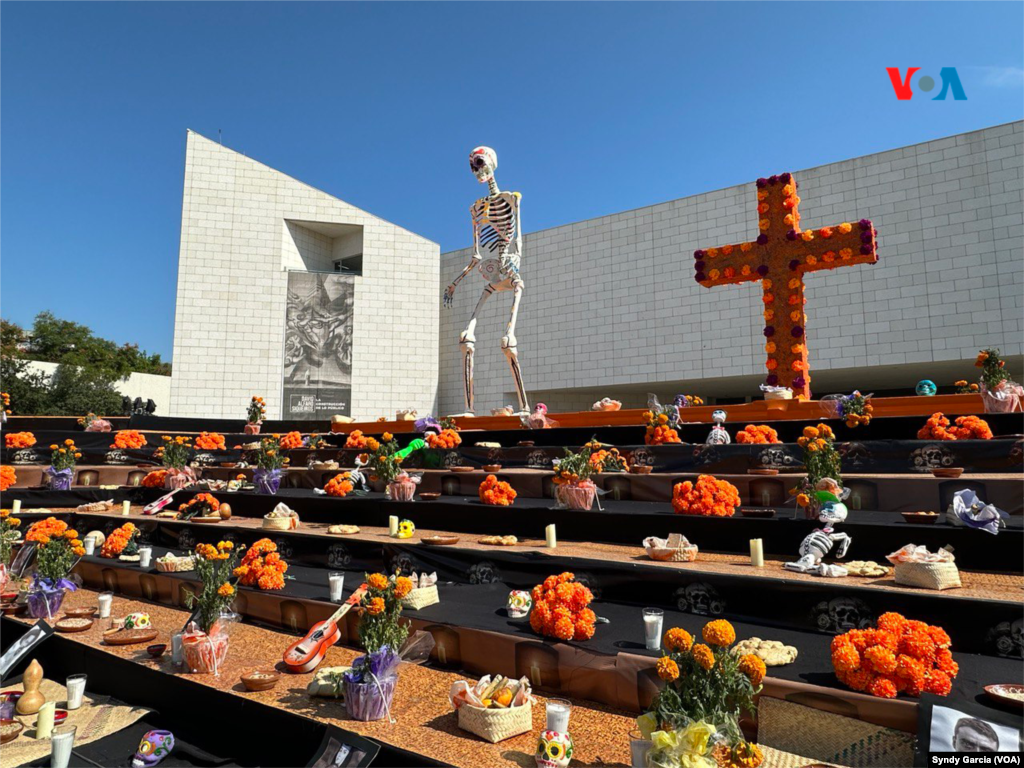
[
  {"left": 506, "top": 590, "right": 533, "bottom": 618},
  {"left": 132, "top": 730, "right": 174, "bottom": 768},
  {"left": 122, "top": 612, "right": 151, "bottom": 630},
  {"left": 396, "top": 519, "right": 416, "bottom": 539},
  {"left": 536, "top": 730, "right": 573, "bottom": 768},
  {"left": 916, "top": 380, "right": 937, "bottom": 396}
]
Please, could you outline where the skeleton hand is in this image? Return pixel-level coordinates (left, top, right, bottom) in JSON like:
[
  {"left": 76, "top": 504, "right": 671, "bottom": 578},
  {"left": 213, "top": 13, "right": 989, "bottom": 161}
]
[{"left": 443, "top": 283, "right": 457, "bottom": 308}]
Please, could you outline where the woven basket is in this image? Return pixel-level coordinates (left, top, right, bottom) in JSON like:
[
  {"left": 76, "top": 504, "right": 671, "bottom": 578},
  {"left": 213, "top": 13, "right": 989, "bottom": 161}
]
[
  {"left": 457, "top": 701, "right": 532, "bottom": 743},
  {"left": 401, "top": 585, "right": 439, "bottom": 610},
  {"left": 262, "top": 515, "right": 298, "bottom": 530},
  {"left": 155, "top": 557, "right": 195, "bottom": 573},
  {"left": 894, "top": 561, "right": 961, "bottom": 590},
  {"left": 643, "top": 536, "right": 698, "bottom": 562}
]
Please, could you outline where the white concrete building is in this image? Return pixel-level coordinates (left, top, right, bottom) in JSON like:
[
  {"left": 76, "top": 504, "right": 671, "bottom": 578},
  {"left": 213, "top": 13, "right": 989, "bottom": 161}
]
[
  {"left": 22, "top": 361, "right": 171, "bottom": 408},
  {"left": 170, "top": 131, "right": 440, "bottom": 420},
  {"left": 439, "top": 122, "right": 1023, "bottom": 413}
]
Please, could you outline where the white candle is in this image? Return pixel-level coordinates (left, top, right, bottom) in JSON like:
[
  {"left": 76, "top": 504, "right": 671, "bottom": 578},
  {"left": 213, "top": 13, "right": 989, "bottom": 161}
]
[
  {"left": 97, "top": 592, "right": 113, "bottom": 619},
  {"left": 50, "top": 725, "right": 76, "bottom": 768},
  {"left": 138, "top": 547, "right": 152, "bottom": 569},
  {"left": 437, "top": 641, "right": 447, "bottom": 665},
  {"left": 642, "top": 608, "right": 664, "bottom": 650},
  {"left": 389, "top": 516, "right": 398, "bottom": 536},
  {"left": 11, "top": 499, "right": 21, "bottom": 515},
  {"left": 171, "top": 632, "right": 184, "bottom": 665},
  {"left": 83, "top": 538, "right": 95, "bottom": 556},
  {"left": 761, "top": 490, "right": 771, "bottom": 507},
  {"left": 36, "top": 701, "right": 55, "bottom": 739},
  {"left": 545, "top": 524, "right": 557, "bottom": 549},
  {"left": 329, "top": 572, "right": 345, "bottom": 602},
  {"left": 851, "top": 493, "right": 862, "bottom": 511},
  {"left": 65, "top": 674, "right": 87, "bottom": 710},
  {"left": 122, "top": 500, "right": 131, "bottom": 516},
  {"left": 545, "top": 699, "right": 571, "bottom": 733},
  {"left": 750, "top": 539, "right": 764, "bottom": 568},
  {"left": 529, "top": 662, "right": 543, "bottom": 687}
]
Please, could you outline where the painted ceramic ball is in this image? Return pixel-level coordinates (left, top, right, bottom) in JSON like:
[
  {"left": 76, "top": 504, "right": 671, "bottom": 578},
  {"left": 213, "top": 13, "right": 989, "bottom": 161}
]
[{"left": 915, "top": 380, "right": 937, "bottom": 396}]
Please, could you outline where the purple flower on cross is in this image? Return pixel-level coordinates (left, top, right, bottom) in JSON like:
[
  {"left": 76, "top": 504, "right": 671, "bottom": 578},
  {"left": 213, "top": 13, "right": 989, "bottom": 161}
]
[
  {"left": 763, "top": 326, "right": 776, "bottom": 337},
  {"left": 757, "top": 265, "right": 769, "bottom": 277}
]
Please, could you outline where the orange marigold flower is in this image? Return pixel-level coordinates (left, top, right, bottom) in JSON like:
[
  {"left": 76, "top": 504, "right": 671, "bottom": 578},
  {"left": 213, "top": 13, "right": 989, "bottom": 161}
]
[
  {"left": 656, "top": 656, "right": 679, "bottom": 681},
  {"left": 692, "top": 643, "right": 715, "bottom": 671},
  {"left": 366, "top": 596, "right": 385, "bottom": 616},
  {"left": 395, "top": 576, "right": 413, "bottom": 599},
  {"left": 367, "top": 573, "right": 389, "bottom": 591},
  {"left": 664, "top": 628, "right": 694, "bottom": 653},
  {"left": 218, "top": 583, "right": 235, "bottom": 597},
  {"left": 863, "top": 645, "right": 897, "bottom": 675},
  {"left": 869, "top": 676, "right": 898, "bottom": 699},
  {"left": 702, "top": 619, "right": 736, "bottom": 647},
  {"left": 832, "top": 644, "right": 861, "bottom": 673},
  {"left": 738, "top": 653, "right": 766, "bottom": 686}
]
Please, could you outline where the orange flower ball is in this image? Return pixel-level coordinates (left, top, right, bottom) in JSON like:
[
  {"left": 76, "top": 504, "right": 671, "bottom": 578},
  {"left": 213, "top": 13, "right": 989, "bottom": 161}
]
[
  {"left": 664, "top": 627, "right": 694, "bottom": 653},
  {"left": 702, "top": 619, "right": 736, "bottom": 647},
  {"left": 738, "top": 654, "right": 766, "bottom": 686},
  {"left": 672, "top": 475, "right": 740, "bottom": 517},
  {"left": 656, "top": 657, "right": 680, "bottom": 681},
  {"left": 692, "top": 644, "right": 715, "bottom": 671}
]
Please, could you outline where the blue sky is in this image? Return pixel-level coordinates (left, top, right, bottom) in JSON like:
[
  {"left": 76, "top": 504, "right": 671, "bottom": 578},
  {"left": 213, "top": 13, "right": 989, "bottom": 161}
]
[{"left": 2, "top": 2, "right": 1021, "bottom": 360}]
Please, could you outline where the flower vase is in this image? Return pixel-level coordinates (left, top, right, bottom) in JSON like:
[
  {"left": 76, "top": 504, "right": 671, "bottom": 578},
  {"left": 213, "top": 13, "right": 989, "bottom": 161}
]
[
  {"left": 253, "top": 468, "right": 282, "bottom": 495},
  {"left": 344, "top": 673, "right": 397, "bottom": 721},
  {"left": 164, "top": 466, "right": 196, "bottom": 490},
  {"left": 980, "top": 382, "right": 1023, "bottom": 413},
  {"left": 244, "top": 422, "right": 262, "bottom": 435},
  {"left": 388, "top": 480, "right": 416, "bottom": 502},
  {"left": 182, "top": 631, "right": 231, "bottom": 675},
  {"left": 558, "top": 482, "right": 596, "bottom": 511},
  {"left": 26, "top": 585, "right": 66, "bottom": 620},
  {"left": 45, "top": 467, "right": 73, "bottom": 491}
]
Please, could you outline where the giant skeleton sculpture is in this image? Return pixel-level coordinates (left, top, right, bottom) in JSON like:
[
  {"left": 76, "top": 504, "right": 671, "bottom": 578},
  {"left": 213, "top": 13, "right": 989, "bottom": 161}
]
[{"left": 443, "top": 147, "right": 528, "bottom": 416}]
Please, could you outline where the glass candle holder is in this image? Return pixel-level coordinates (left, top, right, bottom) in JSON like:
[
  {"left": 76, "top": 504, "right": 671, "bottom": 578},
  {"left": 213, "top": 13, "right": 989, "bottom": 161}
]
[
  {"left": 642, "top": 608, "right": 664, "bottom": 651},
  {"left": 65, "top": 674, "right": 87, "bottom": 710},
  {"left": 329, "top": 572, "right": 345, "bottom": 602},
  {"left": 545, "top": 698, "right": 571, "bottom": 733},
  {"left": 50, "top": 725, "right": 76, "bottom": 768}
]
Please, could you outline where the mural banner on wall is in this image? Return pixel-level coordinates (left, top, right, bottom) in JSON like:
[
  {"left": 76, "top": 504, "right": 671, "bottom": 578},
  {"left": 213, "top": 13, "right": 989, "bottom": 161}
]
[{"left": 283, "top": 271, "right": 354, "bottom": 420}]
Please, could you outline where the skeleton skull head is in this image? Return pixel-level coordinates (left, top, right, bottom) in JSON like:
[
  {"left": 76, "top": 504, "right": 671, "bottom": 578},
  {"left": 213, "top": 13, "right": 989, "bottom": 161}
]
[
  {"left": 817, "top": 500, "right": 849, "bottom": 526},
  {"left": 507, "top": 590, "right": 533, "bottom": 618},
  {"left": 132, "top": 730, "right": 174, "bottom": 768},
  {"left": 818, "top": 597, "right": 872, "bottom": 632},
  {"left": 678, "top": 582, "right": 725, "bottom": 616},
  {"left": 535, "top": 730, "right": 573, "bottom": 768},
  {"left": 712, "top": 409, "right": 727, "bottom": 425},
  {"left": 469, "top": 560, "right": 500, "bottom": 585},
  {"left": 915, "top": 380, "right": 937, "bottom": 396},
  {"left": 469, "top": 146, "right": 498, "bottom": 184}
]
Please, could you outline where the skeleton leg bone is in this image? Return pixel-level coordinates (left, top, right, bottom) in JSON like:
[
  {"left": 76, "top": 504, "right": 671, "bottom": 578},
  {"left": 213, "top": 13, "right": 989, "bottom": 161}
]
[
  {"left": 501, "top": 280, "right": 529, "bottom": 415},
  {"left": 454, "top": 285, "right": 494, "bottom": 417}
]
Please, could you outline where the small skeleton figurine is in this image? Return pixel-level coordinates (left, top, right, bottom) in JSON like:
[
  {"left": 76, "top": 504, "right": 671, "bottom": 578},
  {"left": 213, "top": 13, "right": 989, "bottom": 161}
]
[
  {"left": 348, "top": 454, "right": 371, "bottom": 492},
  {"left": 706, "top": 410, "right": 731, "bottom": 445},
  {"left": 784, "top": 481, "right": 852, "bottom": 577},
  {"left": 444, "top": 146, "right": 528, "bottom": 416}
]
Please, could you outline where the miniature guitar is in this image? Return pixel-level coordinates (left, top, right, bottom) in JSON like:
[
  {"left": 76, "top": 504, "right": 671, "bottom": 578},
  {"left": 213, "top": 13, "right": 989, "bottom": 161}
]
[
  {"left": 143, "top": 490, "right": 179, "bottom": 516},
  {"left": 282, "top": 586, "right": 366, "bottom": 674}
]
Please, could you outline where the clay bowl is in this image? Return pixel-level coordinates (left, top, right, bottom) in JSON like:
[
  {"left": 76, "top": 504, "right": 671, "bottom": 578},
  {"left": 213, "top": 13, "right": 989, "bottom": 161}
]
[
  {"left": 103, "top": 628, "right": 158, "bottom": 646},
  {"left": 517, "top": 441, "right": 535, "bottom": 447},
  {"left": 53, "top": 709, "right": 68, "bottom": 725},
  {"left": 1, "top": 591, "right": 18, "bottom": 602},
  {"left": 740, "top": 508, "right": 776, "bottom": 519},
  {"left": 931, "top": 467, "right": 964, "bottom": 479},
  {"left": 55, "top": 618, "right": 94, "bottom": 634},
  {"left": 629, "top": 465, "right": 653, "bottom": 475},
  {"left": 419, "top": 492, "right": 441, "bottom": 501},
  {"left": 984, "top": 683, "right": 1024, "bottom": 710},
  {"left": 450, "top": 466, "right": 475, "bottom": 473},
  {"left": 64, "top": 607, "right": 96, "bottom": 619},
  {"left": 902, "top": 512, "right": 940, "bottom": 525},
  {"left": 421, "top": 535, "right": 460, "bottom": 546},
  {"left": 0, "top": 602, "right": 20, "bottom": 616},
  {"left": 1, "top": 719, "right": 23, "bottom": 745},
  {"left": 241, "top": 670, "right": 280, "bottom": 692},
  {"left": 146, "top": 643, "right": 167, "bottom": 658},
  {"left": 482, "top": 464, "right": 502, "bottom": 472},
  {"left": 747, "top": 468, "right": 779, "bottom": 476}
]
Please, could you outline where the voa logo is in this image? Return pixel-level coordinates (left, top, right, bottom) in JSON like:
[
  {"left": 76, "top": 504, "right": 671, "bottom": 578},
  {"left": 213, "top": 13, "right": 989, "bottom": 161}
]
[{"left": 886, "top": 67, "right": 967, "bottom": 100}]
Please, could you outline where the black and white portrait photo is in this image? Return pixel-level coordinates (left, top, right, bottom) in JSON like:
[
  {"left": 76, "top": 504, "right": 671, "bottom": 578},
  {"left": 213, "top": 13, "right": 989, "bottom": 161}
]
[{"left": 929, "top": 704, "right": 1022, "bottom": 753}]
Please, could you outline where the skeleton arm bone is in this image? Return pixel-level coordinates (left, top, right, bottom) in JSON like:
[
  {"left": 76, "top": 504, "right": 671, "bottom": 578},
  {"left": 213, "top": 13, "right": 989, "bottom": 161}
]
[
  {"left": 443, "top": 205, "right": 486, "bottom": 308},
  {"left": 829, "top": 531, "right": 852, "bottom": 559}
]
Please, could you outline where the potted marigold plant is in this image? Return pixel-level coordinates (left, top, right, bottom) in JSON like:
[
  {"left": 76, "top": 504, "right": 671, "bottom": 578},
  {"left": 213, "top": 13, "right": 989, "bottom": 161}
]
[
  {"left": 793, "top": 424, "right": 842, "bottom": 520},
  {"left": 182, "top": 541, "right": 239, "bottom": 675},
  {"left": 245, "top": 396, "right": 266, "bottom": 434},
  {"left": 640, "top": 620, "right": 764, "bottom": 768},
  {"left": 587, "top": 439, "right": 629, "bottom": 473},
  {"left": 344, "top": 572, "right": 413, "bottom": 721},
  {"left": 253, "top": 436, "right": 289, "bottom": 495},
  {"left": 45, "top": 439, "right": 81, "bottom": 490},
  {"left": 0, "top": 509, "right": 22, "bottom": 568},
  {"left": 362, "top": 433, "right": 405, "bottom": 495},
  {"left": 976, "top": 348, "right": 1022, "bottom": 413},
  {"left": 552, "top": 444, "right": 598, "bottom": 511},
  {"left": 24, "top": 517, "right": 84, "bottom": 619},
  {"left": 157, "top": 435, "right": 196, "bottom": 489}
]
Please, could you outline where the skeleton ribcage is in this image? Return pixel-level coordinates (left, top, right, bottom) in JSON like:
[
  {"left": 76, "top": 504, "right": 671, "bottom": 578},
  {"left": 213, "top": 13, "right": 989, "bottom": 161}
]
[
  {"left": 799, "top": 530, "right": 833, "bottom": 558},
  {"left": 473, "top": 195, "right": 516, "bottom": 254}
]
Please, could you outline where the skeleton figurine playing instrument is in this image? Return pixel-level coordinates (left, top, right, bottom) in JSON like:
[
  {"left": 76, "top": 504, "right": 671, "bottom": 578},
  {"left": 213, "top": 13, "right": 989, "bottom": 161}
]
[{"left": 443, "top": 147, "right": 529, "bottom": 416}]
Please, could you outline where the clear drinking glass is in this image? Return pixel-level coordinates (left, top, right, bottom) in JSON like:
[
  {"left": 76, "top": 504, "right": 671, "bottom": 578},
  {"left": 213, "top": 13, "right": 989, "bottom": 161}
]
[
  {"left": 642, "top": 608, "right": 664, "bottom": 651},
  {"left": 50, "top": 725, "right": 77, "bottom": 768},
  {"left": 65, "top": 674, "right": 87, "bottom": 710},
  {"left": 545, "top": 698, "right": 571, "bottom": 733},
  {"left": 629, "top": 729, "right": 653, "bottom": 768},
  {"left": 329, "top": 572, "right": 345, "bottom": 602}
]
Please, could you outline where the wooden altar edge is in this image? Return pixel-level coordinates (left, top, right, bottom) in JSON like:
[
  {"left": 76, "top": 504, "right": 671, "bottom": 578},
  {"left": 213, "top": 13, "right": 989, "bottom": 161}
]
[{"left": 60, "top": 510, "right": 1024, "bottom": 606}]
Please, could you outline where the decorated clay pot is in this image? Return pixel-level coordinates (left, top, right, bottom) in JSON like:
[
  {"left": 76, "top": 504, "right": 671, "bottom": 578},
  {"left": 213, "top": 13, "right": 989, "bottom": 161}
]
[
  {"left": 244, "top": 422, "right": 262, "bottom": 435},
  {"left": 388, "top": 480, "right": 416, "bottom": 502},
  {"left": 182, "top": 631, "right": 230, "bottom": 675},
  {"left": 344, "top": 673, "right": 397, "bottom": 721},
  {"left": 558, "top": 482, "right": 596, "bottom": 512}
]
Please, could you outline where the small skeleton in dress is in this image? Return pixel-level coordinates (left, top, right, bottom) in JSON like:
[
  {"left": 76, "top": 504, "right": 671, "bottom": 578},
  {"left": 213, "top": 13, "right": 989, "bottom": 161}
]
[
  {"left": 784, "top": 486, "right": 852, "bottom": 577},
  {"left": 443, "top": 147, "right": 528, "bottom": 416},
  {"left": 706, "top": 410, "right": 731, "bottom": 445}
]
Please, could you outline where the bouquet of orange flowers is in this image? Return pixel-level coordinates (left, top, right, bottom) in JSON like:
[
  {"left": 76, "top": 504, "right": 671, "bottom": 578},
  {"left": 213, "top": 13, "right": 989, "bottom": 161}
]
[
  {"left": 185, "top": 540, "right": 239, "bottom": 634},
  {"left": 426, "top": 429, "right": 462, "bottom": 449},
  {"left": 344, "top": 430, "right": 372, "bottom": 450},
  {"left": 0, "top": 465, "right": 16, "bottom": 492},
  {"left": 529, "top": 572, "right": 595, "bottom": 641},
  {"left": 25, "top": 517, "right": 83, "bottom": 582},
  {"left": 362, "top": 433, "right": 403, "bottom": 485},
  {"left": 831, "top": 612, "right": 957, "bottom": 698},
  {"left": 195, "top": 432, "right": 226, "bottom": 451},
  {"left": 644, "top": 410, "right": 681, "bottom": 445},
  {"left": 735, "top": 425, "right": 780, "bottom": 444},
  {"left": 954, "top": 380, "right": 979, "bottom": 394},
  {"left": 325, "top": 472, "right": 354, "bottom": 498},
  {"left": 101, "top": 522, "right": 138, "bottom": 558},
  {"left": 672, "top": 475, "right": 740, "bottom": 517},
  {"left": 233, "top": 538, "right": 288, "bottom": 590},
  {"left": 279, "top": 431, "right": 304, "bottom": 450},
  {"left": 246, "top": 396, "right": 266, "bottom": 425},
  {"left": 355, "top": 572, "right": 412, "bottom": 652},
  {"left": 917, "top": 413, "right": 993, "bottom": 441},
  {"left": 141, "top": 470, "right": 167, "bottom": 488},
  {"left": 111, "top": 430, "right": 147, "bottom": 450},
  {"left": 0, "top": 508, "right": 21, "bottom": 567},
  {"left": 5, "top": 432, "right": 36, "bottom": 449},
  {"left": 178, "top": 493, "right": 221, "bottom": 520},
  {"left": 479, "top": 474, "right": 517, "bottom": 506},
  {"left": 1, "top": 392, "right": 10, "bottom": 416},
  {"left": 588, "top": 446, "right": 629, "bottom": 472}
]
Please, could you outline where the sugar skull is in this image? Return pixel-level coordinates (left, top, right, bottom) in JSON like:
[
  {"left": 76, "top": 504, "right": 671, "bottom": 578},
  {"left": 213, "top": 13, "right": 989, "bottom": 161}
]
[
  {"left": 122, "top": 612, "right": 151, "bottom": 630},
  {"left": 536, "top": 730, "right": 573, "bottom": 768},
  {"left": 469, "top": 146, "right": 498, "bottom": 184},
  {"left": 396, "top": 519, "right": 415, "bottom": 539},
  {"left": 132, "top": 730, "right": 174, "bottom": 768},
  {"left": 916, "top": 380, "right": 937, "bottom": 396},
  {"left": 506, "top": 590, "right": 533, "bottom": 618}
]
